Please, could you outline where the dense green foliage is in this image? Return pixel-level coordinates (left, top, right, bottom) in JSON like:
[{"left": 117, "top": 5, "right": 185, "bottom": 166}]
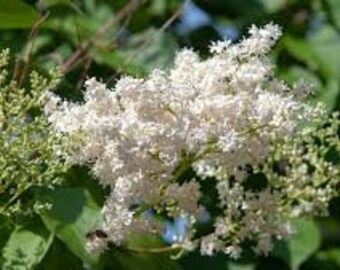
[{"left": 0, "top": 0, "right": 340, "bottom": 269}]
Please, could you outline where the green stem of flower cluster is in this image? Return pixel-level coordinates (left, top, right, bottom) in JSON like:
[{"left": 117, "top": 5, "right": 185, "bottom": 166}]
[
  {"left": 123, "top": 245, "right": 181, "bottom": 254},
  {"left": 0, "top": 183, "right": 31, "bottom": 215}
]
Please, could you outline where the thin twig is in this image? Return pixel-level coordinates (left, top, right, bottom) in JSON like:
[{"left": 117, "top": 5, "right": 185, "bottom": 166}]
[
  {"left": 93, "top": 0, "right": 145, "bottom": 41},
  {"left": 12, "top": 57, "right": 21, "bottom": 82},
  {"left": 119, "top": 1, "right": 186, "bottom": 74},
  {"left": 104, "top": 11, "right": 135, "bottom": 51},
  {"left": 18, "top": 12, "right": 50, "bottom": 88},
  {"left": 69, "top": 1, "right": 84, "bottom": 15},
  {"left": 76, "top": 56, "right": 92, "bottom": 89},
  {"left": 159, "top": 5, "right": 184, "bottom": 32},
  {"left": 61, "top": 0, "right": 146, "bottom": 74}
]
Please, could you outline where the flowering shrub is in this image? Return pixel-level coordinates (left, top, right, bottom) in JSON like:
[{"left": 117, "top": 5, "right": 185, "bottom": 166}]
[
  {"left": 47, "top": 24, "right": 340, "bottom": 258},
  {"left": 0, "top": 49, "right": 68, "bottom": 217}
]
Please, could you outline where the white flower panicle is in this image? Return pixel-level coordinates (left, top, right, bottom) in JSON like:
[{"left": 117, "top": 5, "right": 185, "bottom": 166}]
[{"left": 47, "top": 24, "right": 340, "bottom": 257}]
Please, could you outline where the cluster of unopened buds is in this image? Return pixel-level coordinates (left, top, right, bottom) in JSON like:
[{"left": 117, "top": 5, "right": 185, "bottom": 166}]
[{"left": 47, "top": 23, "right": 340, "bottom": 258}]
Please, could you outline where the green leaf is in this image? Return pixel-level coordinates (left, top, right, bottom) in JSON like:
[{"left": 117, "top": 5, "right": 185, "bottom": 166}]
[
  {"left": 36, "top": 238, "right": 83, "bottom": 270},
  {"left": 38, "top": 188, "right": 102, "bottom": 267},
  {"left": 317, "top": 249, "right": 340, "bottom": 267},
  {"left": 0, "top": 216, "right": 13, "bottom": 250},
  {"left": 283, "top": 36, "right": 317, "bottom": 70},
  {"left": 310, "top": 26, "right": 340, "bottom": 79},
  {"left": 279, "top": 65, "right": 340, "bottom": 109},
  {"left": 0, "top": 0, "right": 39, "bottom": 29},
  {"left": 42, "top": 0, "right": 72, "bottom": 8},
  {"left": 109, "top": 235, "right": 181, "bottom": 270},
  {"left": 280, "top": 66, "right": 321, "bottom": 89},
  {"left": 180, "top": 251, "right": 228, "bottom": 270},
  {"left": 325, "top": 0, "right": 340, "bottom": 30},
  {"left": 93, "top": 29, "right": 178, "bottom": 76},
  {"left": 283, "top": 26, "right": 340, "bottom": 110},
  {"left": 273, "top": 219, "right": 321, "bottom": 270},
  {"left": 194, "top": 0, "right": 288, "bottom": 21},
  {"left": 45, "top": 3, "right": 115, "bottom": 46},
  {"left": 150, "top": 0, "right": 167, "bottom": 16},
  {"left": 257, "top": 0, "right": 286, "bottom": 13},
  {"left": 1, "top": 221, "right": 53, "bottom": 270},
  {"left": 228, "top": 262, "right": 255, "bottom": 270},
  {"left": 319, "top": 78, "right": 340, "bottom": 111},
  {"left": 284, "top": 25, "right": 340, "bottom": 79},
  {"left": 93, "top": 50, "right": 147, "bottom": 77},
  {"left": 120, "top": 29, "right": 178, "bottom": 73}
]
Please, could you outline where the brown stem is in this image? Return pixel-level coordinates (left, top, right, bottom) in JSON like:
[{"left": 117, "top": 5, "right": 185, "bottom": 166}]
[
  {"left": 159, "top": 3, "right": 185, "bottom": 32},
  {"left": 76, "top": 56, "right": 93, "bottom": 89},
  {"left": 12, "top": 57, "right": 21, "bottom": 82},
  {"left": 61, "top": 0, "right": 146, "bottom": 74},
  {"left": 18, "top": 12, "right": 50, "bottom": 88},
  {"left": 120, "top": 2, "right": 185, "bottom": 71}
]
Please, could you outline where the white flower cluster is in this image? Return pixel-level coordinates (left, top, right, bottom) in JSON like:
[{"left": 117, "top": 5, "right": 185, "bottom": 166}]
[{"left": 47, "top": 23, "right": 339, "bottom": 257}]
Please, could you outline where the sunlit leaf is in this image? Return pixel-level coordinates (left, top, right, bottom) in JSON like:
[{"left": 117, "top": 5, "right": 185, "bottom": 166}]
[
  {"left": 1, "top": 221, "right": 53, "bottom": 269},
  {"left": 273, "top": 219, "right": 321, "bottom": 270},
  {"left": 0, "top": 0, "right": 39, "bottom": 29},
  {"left": 120, "top": 29, "right": 178, "bottom": 73},
  {"left": 284, "top": 25, "right": 340, "bottom": 79},
  {"left": 257, "top": 0, "right": 286, "bottom": 13},
  {"left": 228, "top": 262, "right": 255, "bottom": 270},
  {"left": 42, "top": 0, "right": 72, "bottom": 8},
  {"left": 325, "top": 0, "right": 340, "bottom": 30},
  {"left": 38, "top": 188, "right": 102, "bottom": 268},
  {"left": 92, "top": 50, "right": 147, "bottom": 77},
  {"left": 319, "top": 79, "right": 340, "bottom": 111},
  {"left": 318, "top": 249, "right": 340, "bottom": 266}
]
